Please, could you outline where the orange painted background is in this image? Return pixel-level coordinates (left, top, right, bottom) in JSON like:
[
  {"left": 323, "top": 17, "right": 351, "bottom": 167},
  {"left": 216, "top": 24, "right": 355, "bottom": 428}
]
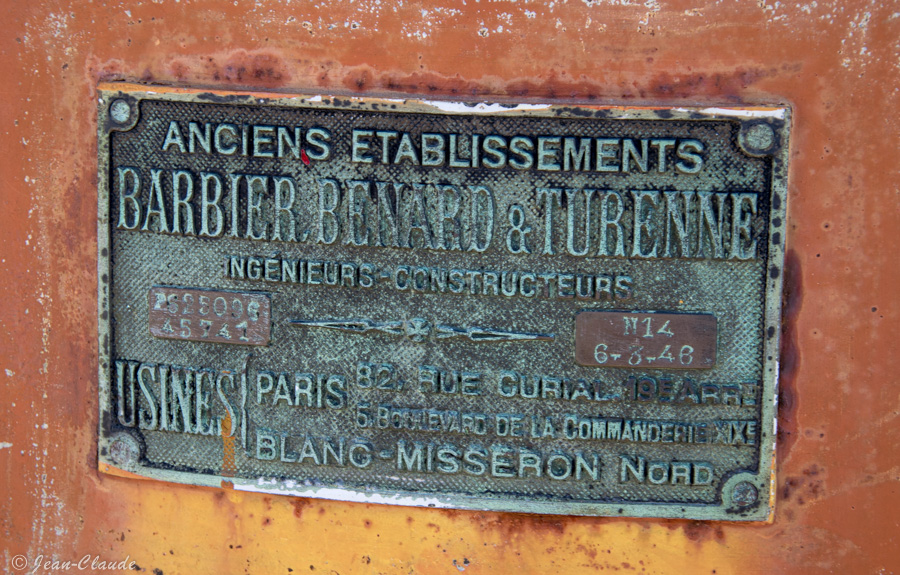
[{"left": 1, "top": 1, "right": 898, "bottom": 573}]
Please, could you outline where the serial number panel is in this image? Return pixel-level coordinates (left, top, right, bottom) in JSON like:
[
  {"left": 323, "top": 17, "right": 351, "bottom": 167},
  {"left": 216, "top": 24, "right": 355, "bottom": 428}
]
[{"left": 97, "top": 87, "right": 788, "bottom": 521}]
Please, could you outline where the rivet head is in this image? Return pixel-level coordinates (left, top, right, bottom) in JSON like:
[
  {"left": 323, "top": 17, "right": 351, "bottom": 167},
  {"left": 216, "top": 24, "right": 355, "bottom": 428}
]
[
  {"left": 108, "top": 433, "right": 140, "bottom": 467},
  {"left": 110, "top": 99, "right": 131, "bottom": 124},
  {"left": 743, "top": 123, "right": 775, "bottom": 153},
  {"left": 732, "top": 481, "right": 759, "bottom": 507}
]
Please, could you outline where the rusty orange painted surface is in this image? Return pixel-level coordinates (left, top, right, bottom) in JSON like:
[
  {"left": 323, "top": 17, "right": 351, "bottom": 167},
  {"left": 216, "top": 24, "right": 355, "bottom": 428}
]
[{"left": 1, "top": 1, "right": 898, "bottom": 574}]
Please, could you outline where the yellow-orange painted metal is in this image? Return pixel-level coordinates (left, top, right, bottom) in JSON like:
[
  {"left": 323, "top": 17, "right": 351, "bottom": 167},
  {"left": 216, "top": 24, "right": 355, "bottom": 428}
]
[{"left": 1, "top": 1, "right": 898, "bottom": 574}]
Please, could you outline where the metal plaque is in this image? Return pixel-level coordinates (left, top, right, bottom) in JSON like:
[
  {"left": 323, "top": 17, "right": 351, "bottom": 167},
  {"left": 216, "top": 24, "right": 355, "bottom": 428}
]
[{"left": 97, "top": 83, "right": 789, "bottom": 521}]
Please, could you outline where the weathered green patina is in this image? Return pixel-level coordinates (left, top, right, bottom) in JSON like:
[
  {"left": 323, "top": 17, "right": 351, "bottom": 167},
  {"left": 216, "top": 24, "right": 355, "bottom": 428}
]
[{"left": 98, "top": 87, "right": 789, "bottom": 520}]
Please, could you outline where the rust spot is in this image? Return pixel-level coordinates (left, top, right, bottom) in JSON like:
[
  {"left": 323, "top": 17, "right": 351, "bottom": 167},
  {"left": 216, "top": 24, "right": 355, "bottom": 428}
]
[
  {"left": 781, "top": 476, "right": 804, "bottom": 502},
  {"left": 782, "top": 465, "right": 826, "bottom": 506},
  {"left": 646, "top": 67, "right": 788, "bottom": 101},
  {"left": 459, "top": 511, "right": 572, "bottom": 540},
  {"left": 166, "top": 50, "right": 290, "bottom": 89},
  {"left": 221, "top": 411, "right": 236, "bottom": 477},
  {"left": 291, "top": 499, "right": 311, "bottom": 519},
  {"left": 339, "top": 67, "right": 484, "bottom": 97},
  {"left": 170, "top": 60, "right": 189, "bottom": 81},
  {"left": 803, "top": 464, "right": 822, "bottom": 477},
  {"left": 222, "top": 51, "right": 289, "bottom": 86},
  {"left": 343, "top": 67, "right": 373, "bottom": 91},
  {"left": 506, "top": 76, "right": 601, "bottom": 100},
  {"left": 679, "top": 521, "right": 726, "bottom": 544}
]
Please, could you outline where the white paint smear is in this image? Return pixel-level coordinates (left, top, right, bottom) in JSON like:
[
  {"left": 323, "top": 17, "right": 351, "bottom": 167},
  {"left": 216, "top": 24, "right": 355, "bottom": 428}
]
[
  {"left": 423, "top": 101, "right": 552, "bottom": 114},
  {"left": 237, "top": 478, "right": 454, "bottom": 508},
  {"left": 675, "top": 107, "right": 787, "bottom": 119}
]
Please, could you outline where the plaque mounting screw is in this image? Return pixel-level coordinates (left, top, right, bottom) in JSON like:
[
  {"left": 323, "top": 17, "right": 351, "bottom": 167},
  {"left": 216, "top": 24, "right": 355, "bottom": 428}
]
[
  {"left": 109, "top": 99, "right": 132, "bottom": 124},
  {"left": 741, "top": 123, "right": 775, "bottom": 154},
  {"left": 108, "top": 433, "right": 141, "bottom": 467},
  {"left": 731, "top": 481, "right": 759, "bottom": 507}
]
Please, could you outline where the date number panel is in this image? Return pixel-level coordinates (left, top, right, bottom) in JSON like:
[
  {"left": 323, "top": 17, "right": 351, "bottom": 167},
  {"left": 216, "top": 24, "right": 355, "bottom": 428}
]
[
  {"left": 575, "top": 311, "right": 717, "bottom": 369},
  {"left": 148, "top": 286, "right": 271, "bottom": 346}
]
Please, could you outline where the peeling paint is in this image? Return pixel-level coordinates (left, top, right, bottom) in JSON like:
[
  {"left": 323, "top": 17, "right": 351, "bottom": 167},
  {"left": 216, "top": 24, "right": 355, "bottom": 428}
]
[
  {"left": 238, "top": 479, "right": 456, "bottom": 509},
  {"left": 692, "top": 107, "right": 788, "bottom": 119},
  {"left": 422, "top": 101, "right": 552, "bottom": 113}
]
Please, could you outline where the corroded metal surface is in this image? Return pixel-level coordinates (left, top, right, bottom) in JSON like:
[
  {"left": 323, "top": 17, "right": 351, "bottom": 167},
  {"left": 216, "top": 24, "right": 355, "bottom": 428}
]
[
  {"left": 2, "top": 1, "right": 899, "bottom": 573},
  {"left": 97, "top": 88, "right": 788, "bottom": 520}
]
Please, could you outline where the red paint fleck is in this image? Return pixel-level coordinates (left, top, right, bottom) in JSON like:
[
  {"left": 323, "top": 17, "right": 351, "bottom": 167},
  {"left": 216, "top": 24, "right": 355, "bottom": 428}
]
[{"left": 301, "top": 149, "right": 310, "bottom": 165}]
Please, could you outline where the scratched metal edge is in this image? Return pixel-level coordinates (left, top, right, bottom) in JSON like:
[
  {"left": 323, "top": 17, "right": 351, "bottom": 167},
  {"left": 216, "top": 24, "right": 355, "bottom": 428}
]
[
  {"left": 96, "top": 81, "right": 789, "bottom": 120},
  {"left": 96, "top": 461, "right": 753, "bottom": 520},
  {"left": 760, "top": 106, "right": 791, "bottom": 523},
  {"left": 97, "top": 91, "right": 114, "bottom": 475},
  {"left": 94, "top": 82, "right": 789, "bottom": 522}
]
